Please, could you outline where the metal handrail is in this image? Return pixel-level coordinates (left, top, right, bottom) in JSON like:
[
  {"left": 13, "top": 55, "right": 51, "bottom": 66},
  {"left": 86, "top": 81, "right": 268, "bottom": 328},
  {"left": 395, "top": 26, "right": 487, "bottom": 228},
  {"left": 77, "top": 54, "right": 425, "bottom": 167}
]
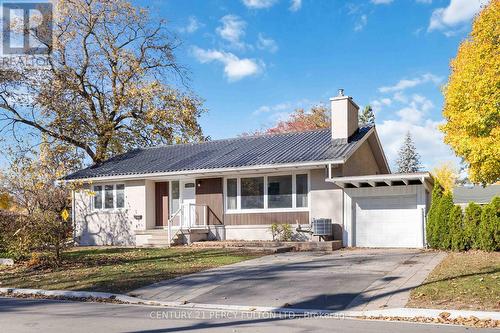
[
  {"left": 165, "top": 204, "right": 208, "bottom": 246},
  {"left": 166, "top": 206, "right": 182, "bottom": 247}
]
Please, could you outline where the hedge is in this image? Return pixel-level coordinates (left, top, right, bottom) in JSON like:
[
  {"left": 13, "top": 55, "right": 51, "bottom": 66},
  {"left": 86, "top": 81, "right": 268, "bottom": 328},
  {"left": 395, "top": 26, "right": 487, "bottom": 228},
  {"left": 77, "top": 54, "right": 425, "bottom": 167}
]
[
  {"left": 464, "top": 202, "right": 482, "bottom": 250},
  {"left": 426, "top": 181, "right": 499, "bottom": 252}
]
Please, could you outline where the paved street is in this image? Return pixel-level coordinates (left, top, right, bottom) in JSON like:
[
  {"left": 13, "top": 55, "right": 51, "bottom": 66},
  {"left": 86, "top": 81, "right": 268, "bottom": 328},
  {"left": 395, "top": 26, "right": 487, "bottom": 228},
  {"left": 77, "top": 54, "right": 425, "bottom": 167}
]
[
  {"left": 0, "top": 297, "right": 493, "bottom": 333},
  {"left": 132, "top": 249, "right": 445, "bottom": 311}
]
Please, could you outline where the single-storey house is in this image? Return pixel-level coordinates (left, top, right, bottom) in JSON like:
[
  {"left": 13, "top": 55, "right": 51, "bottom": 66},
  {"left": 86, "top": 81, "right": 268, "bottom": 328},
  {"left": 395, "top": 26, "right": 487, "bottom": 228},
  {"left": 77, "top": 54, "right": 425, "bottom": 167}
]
[{"left": 65, "top": 91, "right": 434, "bottom": 248}]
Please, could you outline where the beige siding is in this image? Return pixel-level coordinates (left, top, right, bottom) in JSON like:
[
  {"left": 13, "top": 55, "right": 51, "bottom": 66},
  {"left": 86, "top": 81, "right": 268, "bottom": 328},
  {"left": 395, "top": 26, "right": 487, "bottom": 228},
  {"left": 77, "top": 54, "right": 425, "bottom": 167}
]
[
  {"left": 342, "top": 140, "right": 381, "bottom": 176},
  {"left": 309, "top": 168, "right": 344, "bottom": 240},
  {"left": 224, "top": 212, "right": 309, "bottom": 225}
]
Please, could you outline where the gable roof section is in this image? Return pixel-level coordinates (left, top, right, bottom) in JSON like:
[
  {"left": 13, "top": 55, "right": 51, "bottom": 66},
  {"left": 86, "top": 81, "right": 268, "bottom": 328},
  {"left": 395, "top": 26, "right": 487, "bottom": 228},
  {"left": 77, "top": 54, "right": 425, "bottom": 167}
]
[{"left": 64, "top": 126, "right": 374, "bottom": 180}]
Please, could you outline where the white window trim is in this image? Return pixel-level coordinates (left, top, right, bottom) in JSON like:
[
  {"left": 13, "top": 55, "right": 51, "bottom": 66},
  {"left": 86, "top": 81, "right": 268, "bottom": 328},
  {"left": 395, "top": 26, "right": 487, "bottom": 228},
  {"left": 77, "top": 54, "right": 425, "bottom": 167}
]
[
  {"left": 92, "top": 183, "right": 126, "bottom": 211},
  {"left": 224, "top": 171, "right": 310, "bottom": 214}
]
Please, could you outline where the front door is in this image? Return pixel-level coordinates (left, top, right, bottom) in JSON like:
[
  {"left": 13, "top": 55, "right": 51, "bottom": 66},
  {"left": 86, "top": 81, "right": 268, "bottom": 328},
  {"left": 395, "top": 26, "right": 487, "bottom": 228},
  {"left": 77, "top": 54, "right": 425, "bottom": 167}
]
[{"left": 181, "top": 180, "right": 196, "bottom": 227}]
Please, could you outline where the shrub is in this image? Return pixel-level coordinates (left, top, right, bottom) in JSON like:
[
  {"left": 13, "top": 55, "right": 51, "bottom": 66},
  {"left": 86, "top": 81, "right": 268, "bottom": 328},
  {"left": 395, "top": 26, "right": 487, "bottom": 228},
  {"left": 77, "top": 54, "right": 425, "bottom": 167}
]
[
  {"left": 436, "top": 192, "right": 455, "bottom": 249},
  {"left": 426, "top": 181, "right": 443, "bottom": 248},
  {"left": 281, "top": 224, "right": 293, "bottom": 242},
  {"left": 449, "top": 205, "right": 465, "bottom": 251},
  {"left": 269, "top": 223, "right": 293, "bottom": 242},
  {"left": 270, "top": 223, "right": 281, "bottom": 241},
  {"left": 463, "top": 202, "right": 482, "bottom": 249},
  {"left": 478, "top": 196, "right": 500, "bottom": 251}
]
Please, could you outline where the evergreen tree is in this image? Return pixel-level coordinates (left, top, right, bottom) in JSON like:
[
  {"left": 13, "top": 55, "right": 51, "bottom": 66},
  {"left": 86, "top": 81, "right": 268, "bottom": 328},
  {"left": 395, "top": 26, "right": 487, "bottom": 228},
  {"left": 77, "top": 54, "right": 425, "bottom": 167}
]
[
  {"left": 478, "top": 196, "right": 500, "bottom": 251},
  {"left": 437, "top": 192, "right": 455, "bottom": 249},
  {"left": 449, "top": 205, "right": 465, "bottom": 251},
  {"left": 396, "top": 132, "right": 422, "bottom": 173},
  {"left": 463, "top": 202, "right": 482, "bottom": 249},
  {"left": 426, "top": 181, "right": 443, "bottom": 248},
  {"left": 359, "top": 105, "right": 375, "bottom": 126}
]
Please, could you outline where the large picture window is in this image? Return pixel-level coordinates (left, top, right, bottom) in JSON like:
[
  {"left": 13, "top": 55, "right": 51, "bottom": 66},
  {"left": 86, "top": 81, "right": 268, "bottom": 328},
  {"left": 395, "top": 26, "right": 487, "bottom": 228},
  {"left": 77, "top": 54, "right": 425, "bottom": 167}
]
[
  {"left": 268, "top": 175, "right": 292, "bottom": 208},
  {"left": 93, "top": 184, "right": 125, "bottom": 210},
  {"left": 241, "top": 177, "right": 264, "bottom": 209},
  {"left": 225, "top": 173, "right": 308, "bottom": 212}
]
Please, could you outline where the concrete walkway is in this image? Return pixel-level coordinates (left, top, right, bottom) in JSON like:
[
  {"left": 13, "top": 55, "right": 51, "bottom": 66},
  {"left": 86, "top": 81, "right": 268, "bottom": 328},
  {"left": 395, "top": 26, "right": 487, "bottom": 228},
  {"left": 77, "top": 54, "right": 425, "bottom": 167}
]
[{"left": 131, "top": 249, "right": 445, "bottom": 311}]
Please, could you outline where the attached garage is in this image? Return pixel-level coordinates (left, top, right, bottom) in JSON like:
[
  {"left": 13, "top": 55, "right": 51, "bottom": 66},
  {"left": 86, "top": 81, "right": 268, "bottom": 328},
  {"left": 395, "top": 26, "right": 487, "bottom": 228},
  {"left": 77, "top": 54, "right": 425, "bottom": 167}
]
[{"left": 328, "top": 173, "right": 433, "bottom": 248}]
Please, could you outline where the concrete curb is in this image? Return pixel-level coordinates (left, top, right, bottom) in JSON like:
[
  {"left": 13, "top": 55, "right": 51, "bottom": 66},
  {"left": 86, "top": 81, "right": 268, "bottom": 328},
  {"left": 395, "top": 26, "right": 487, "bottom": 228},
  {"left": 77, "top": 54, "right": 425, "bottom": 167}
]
[{"left": 1, "top": 287, "right": 499, "bottom": 321}]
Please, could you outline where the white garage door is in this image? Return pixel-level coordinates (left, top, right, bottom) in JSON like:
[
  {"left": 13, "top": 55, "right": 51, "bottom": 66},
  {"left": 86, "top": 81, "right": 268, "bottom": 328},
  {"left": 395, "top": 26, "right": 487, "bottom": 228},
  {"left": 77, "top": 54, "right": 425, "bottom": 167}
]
[{"left": 354, "top": 195, "right": 423, "bottom": 248}]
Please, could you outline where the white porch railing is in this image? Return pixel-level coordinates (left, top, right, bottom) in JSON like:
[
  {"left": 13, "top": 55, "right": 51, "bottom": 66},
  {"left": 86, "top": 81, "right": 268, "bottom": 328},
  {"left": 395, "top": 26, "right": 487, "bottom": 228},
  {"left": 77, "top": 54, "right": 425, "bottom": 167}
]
[{"left": 166, "top": 203, "right": 208, "bottom": 246}]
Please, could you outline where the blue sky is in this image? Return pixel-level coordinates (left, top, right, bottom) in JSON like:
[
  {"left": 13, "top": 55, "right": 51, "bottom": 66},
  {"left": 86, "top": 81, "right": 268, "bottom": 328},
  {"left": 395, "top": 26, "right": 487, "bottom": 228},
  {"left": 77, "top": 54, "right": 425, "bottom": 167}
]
[{"left": 134, "top": 0, "right": 487, "bottom": 171}]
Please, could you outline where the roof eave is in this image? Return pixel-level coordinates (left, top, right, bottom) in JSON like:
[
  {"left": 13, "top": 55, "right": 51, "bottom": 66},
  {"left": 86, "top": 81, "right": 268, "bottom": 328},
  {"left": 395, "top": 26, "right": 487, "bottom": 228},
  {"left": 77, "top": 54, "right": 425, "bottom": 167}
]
[{"left": 63, "top": 159, "right": 345, "bottom": 183}]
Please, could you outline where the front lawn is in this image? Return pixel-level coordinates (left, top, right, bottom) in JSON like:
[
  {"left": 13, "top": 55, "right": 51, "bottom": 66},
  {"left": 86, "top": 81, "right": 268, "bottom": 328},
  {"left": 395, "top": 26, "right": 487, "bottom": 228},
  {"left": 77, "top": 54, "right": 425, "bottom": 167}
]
[
  {"left": 0, "top": 247, "right": 262, "bottom": 294},
  {"left": 408, "top": 251, "right": 500, "bottom": 311}
]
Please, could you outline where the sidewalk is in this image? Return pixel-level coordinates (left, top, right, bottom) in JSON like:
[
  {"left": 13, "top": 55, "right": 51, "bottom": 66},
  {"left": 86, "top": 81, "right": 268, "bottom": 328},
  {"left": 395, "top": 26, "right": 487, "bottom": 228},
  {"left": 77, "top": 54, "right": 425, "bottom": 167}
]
[{"left": 347, "top": 251, "right": 447, "bottom": 310}]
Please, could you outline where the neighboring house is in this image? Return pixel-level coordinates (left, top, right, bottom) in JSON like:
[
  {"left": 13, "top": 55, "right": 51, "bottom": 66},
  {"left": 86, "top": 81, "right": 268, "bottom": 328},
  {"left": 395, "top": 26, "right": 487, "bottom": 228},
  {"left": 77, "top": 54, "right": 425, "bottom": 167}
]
[
  {"left": 65, "top": 91, "right": 434, "bottom": 248},
  {"left": 453, "top": 184, "right": 500, "bottom": 207}
]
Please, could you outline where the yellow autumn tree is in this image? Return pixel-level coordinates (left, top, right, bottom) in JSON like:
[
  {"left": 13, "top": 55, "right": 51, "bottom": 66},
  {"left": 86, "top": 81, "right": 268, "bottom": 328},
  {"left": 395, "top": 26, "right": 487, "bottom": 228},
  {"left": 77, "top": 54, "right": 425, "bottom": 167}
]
[
  {"left": 440, "top": 0, "right": 500, "bottom": 184},
  {"left": 432, "top": 161, "right": 459, "bottom": 194}
]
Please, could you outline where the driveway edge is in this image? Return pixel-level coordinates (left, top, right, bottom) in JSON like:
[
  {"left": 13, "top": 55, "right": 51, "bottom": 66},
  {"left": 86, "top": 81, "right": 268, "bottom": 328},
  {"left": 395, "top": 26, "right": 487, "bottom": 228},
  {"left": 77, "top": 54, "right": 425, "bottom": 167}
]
[{"left": 1, "top": 287, "right": 499, "bottom": 322}]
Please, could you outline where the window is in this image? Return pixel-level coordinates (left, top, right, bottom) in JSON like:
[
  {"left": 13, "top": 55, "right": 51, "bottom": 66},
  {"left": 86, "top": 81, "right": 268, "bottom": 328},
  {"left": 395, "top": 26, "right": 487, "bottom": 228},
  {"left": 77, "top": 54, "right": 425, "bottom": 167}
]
[
  {"left": 241, "top": 177, "right": 264, "bottom": 209},
  {"left": 227, "top": 178, "right": 237, "bottom": 210},
  {"left": 116, "top": 184, "right": 125, "bottom": 208},
  {"left": 226, "top": 173, "right": 308, "bottom": 211},
  {"left": 170, "top": 181, "right": 180, "bottom": 216},
  {"left": 93, "top": 184, "right": 125, "bottom": 210},
  {"left": 268, "top": 175, "right": 292, "bottom": 208},
  {"left": 93, "top": 185, "right": 103, "bottom": 209},
  {"left": 104, "top": 185, "right": 114, "bottom": 209},
  {"left": 296, "top": 174, "right": 308, "bottom": 208}
]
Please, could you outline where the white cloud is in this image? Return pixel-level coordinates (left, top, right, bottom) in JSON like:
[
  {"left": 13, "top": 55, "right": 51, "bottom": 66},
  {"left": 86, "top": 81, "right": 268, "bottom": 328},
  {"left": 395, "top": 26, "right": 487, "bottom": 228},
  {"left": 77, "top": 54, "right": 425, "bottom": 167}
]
[
  {"left": 253, "top": 99, "right": 314, "bottom": 125},
  {"left": 376, "top": 94, "right": 459, "bottom": 170},
  {"left": 378, "top": 119, "right": 458, "bottom": 171},
  {"left": 371, "top": 86, "right": 458, "bottom": 170},
  {"left": 254, "top": 102, "right": 292, "bottom": 115},
  {"left": 428, "top": 0, "right": 489, "bottom": 32},
  {"left": 289, "top": 0, "right": 302, "bottom": 11},
  {"left": 216, "top": 15, "right": 247, "bottom": 49},
  {"left": 370, "top": 97, "right": 392, "bottom": 114},
  {"left": 191, "top": 46, "right": 263, "bottom": 81},
  {"left": 242, "top": 0, "right": 279, "bottom": 9},
  {"left": 256, "top": 33, "right": 278, "bottom": 53},
  {"left": 378, "top": 73, "right": 443, "bottom": 93},
  {"left": 179, "top": 16, "right": 202, "bottom": 34},
  {"left": 354, "top": 14, "right": 368, "bottom": 32},
  {"left": 371, "top": 0, "right": 394, "bottom": 4}
]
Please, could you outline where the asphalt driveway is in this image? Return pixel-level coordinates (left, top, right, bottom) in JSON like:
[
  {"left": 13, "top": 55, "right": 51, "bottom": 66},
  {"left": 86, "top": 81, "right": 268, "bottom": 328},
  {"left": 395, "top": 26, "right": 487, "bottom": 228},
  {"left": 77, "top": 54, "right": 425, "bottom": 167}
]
[{"left": 131, "top": 249, "right": 445, "bottom": 311}]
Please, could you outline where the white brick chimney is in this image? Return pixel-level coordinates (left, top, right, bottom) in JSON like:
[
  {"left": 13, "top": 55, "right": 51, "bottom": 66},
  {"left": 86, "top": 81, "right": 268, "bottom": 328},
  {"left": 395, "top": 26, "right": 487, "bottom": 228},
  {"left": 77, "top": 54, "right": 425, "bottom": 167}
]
[{"left": 330, "top": 89, "right": 359, "bottom": 142}]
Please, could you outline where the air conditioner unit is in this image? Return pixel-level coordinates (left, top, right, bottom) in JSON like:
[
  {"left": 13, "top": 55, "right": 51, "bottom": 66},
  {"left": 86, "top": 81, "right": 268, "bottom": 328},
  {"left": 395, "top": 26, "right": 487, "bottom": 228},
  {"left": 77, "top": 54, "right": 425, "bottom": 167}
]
[{"left": 312, "top": 218, "right": 332, "bottom": 236}]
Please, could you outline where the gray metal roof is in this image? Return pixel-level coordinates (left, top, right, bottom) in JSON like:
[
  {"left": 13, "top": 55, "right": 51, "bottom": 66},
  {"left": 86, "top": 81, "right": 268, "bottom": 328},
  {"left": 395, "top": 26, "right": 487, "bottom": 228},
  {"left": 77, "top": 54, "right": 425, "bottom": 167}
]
[
  {"left": 453, "top": 184, "right": 500, "bottom": 204},
  {"left": 64, "top": 126, "right": 373, "bottom": 180}
]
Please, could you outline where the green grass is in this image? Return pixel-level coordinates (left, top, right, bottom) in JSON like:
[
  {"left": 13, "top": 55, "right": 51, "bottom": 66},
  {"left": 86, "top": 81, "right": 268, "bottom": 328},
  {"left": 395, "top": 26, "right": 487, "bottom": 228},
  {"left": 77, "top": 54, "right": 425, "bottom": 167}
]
[
  {"left": 408, "top": 251, "right": 500, "bottom": 311},
  {"left": 0, "top": 247, "right": 262, "bottom": 294}
]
